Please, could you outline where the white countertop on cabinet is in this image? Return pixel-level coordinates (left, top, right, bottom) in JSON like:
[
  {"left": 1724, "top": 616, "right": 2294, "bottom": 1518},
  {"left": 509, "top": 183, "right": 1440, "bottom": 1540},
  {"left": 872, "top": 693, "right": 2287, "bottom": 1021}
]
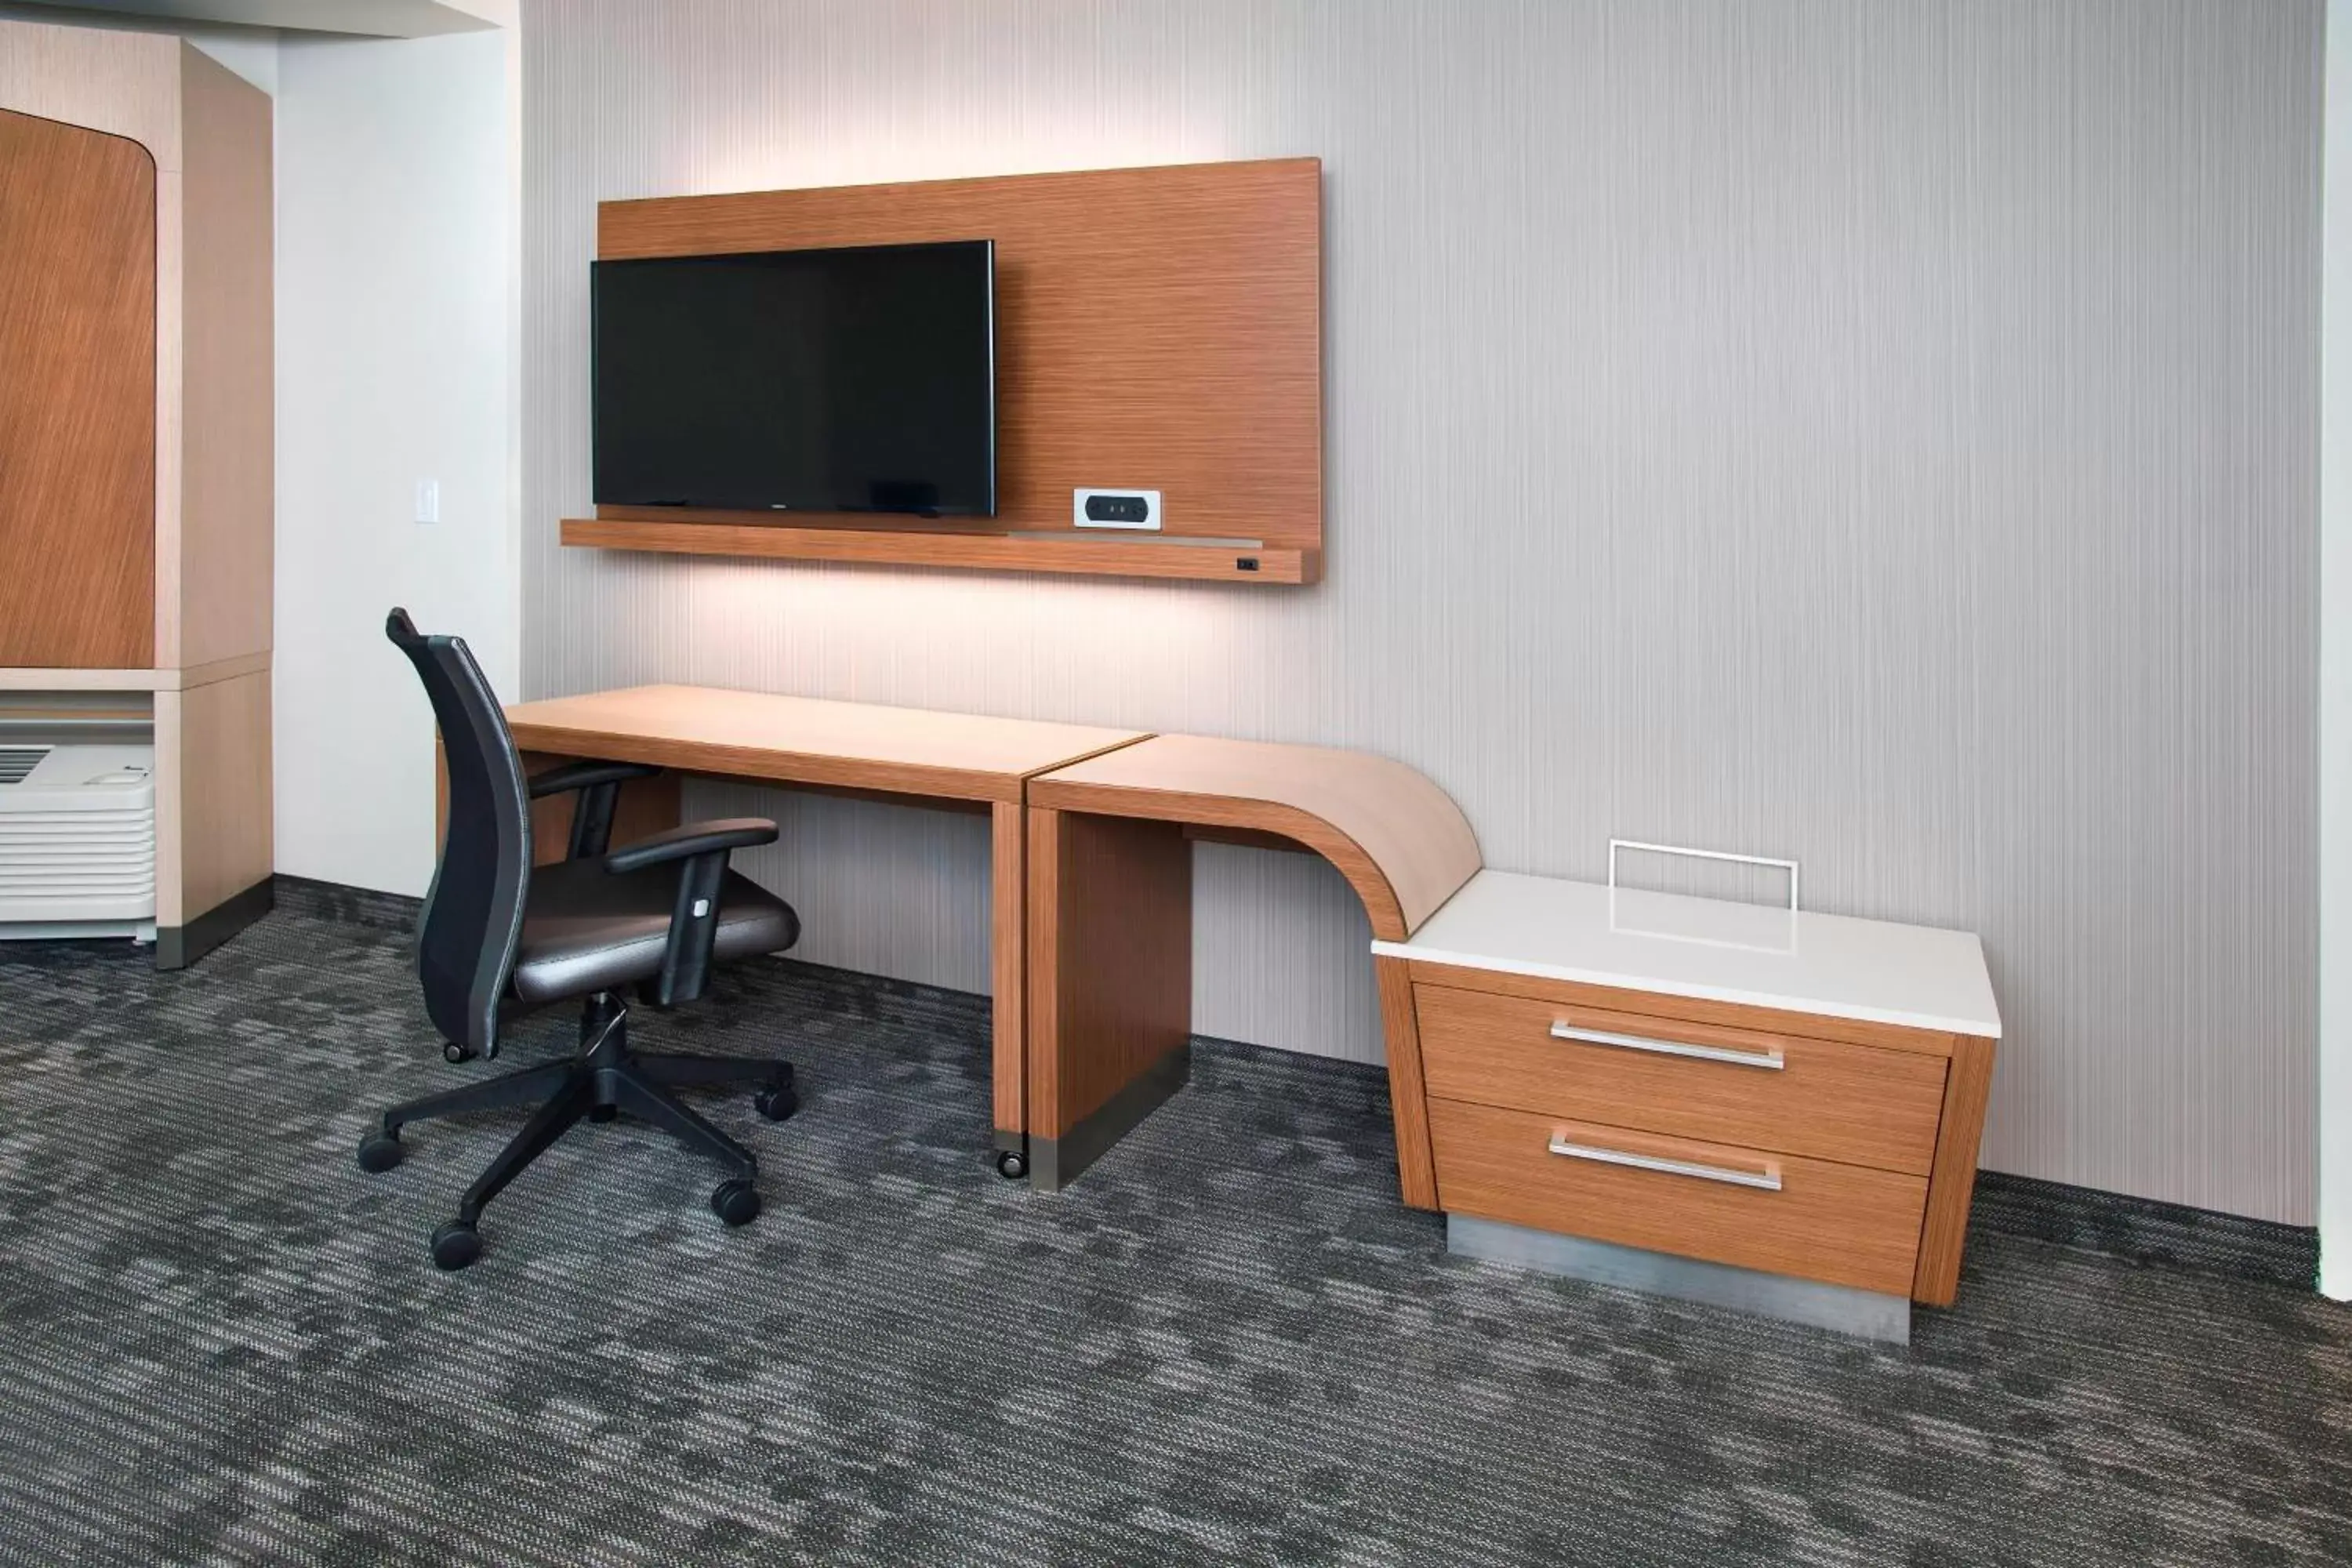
[{"left": 1372, "top": 870, "right": 2002, "bottom": 1038}]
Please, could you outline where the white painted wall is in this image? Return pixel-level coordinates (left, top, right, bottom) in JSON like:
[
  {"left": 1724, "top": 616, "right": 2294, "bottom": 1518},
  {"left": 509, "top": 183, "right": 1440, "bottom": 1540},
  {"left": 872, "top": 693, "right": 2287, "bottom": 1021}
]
[
  {"left": 274, "top": 24, "right": 517, "bottom": 895},
  {"left": 2320, "top": 0, "right": 2350, "bottom": 1298}
]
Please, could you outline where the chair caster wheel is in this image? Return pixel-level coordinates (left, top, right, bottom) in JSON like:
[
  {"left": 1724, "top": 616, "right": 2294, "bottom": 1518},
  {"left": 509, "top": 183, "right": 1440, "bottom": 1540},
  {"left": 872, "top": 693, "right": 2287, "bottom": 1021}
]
[
  {"left": 996, "top": 1149, "right": 1028, "bottom": 1181},
  {"left": 589, "top": 1105, "right": 618, "bottom": 1123},
  {"left": 754, "top": 1083, "right": 799, "bottom": 1122},
  {"left": 430, "top": 1220, "right": 482, "bottom": 1271},
  {"left": 357, "top": 1130, "right": 404, "bottom": 1174},
  {"left": 442, "top": 1042, "right": 474, "bottom": 1065},
  {"left": 710, "top": 1178, "right": 762, "bottom": 1227}
]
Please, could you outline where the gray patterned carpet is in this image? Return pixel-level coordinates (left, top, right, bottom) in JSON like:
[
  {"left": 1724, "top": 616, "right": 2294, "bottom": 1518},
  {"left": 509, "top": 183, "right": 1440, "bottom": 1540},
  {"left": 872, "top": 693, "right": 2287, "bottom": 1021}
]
[{"left": 2, "top": 897, "right": 2350, "bottom": 1567}]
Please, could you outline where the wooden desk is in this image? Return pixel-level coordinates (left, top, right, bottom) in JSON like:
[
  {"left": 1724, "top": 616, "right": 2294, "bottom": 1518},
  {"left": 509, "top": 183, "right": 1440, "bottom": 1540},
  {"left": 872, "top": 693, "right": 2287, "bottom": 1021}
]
[
  {"left": 492, "top": 684, "right": 1147, "bottom": 1157},
  {"left": 1025, "top": 735, "right": 1482, "bottom": 1196}
]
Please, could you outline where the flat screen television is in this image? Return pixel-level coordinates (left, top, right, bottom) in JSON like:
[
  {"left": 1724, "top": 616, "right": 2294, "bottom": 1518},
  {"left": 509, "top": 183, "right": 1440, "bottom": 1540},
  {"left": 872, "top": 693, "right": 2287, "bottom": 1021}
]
[{"left": 592, "top": 238, "right": 996, "bottom": 517}]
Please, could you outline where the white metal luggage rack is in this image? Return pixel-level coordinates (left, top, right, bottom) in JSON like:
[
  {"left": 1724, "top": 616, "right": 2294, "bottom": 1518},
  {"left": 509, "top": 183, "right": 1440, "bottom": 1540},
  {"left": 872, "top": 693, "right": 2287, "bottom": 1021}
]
[
  {"left": 1606, "top": 839, "right": 1799, "bottom": 955},
  {"left": 1606, "top": 838, "right": 1800, "bottom": 909}
]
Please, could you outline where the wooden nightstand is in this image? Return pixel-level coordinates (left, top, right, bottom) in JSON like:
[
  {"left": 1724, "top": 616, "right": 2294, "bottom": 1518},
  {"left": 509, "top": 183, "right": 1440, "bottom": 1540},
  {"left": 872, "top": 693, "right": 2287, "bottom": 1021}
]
[{"left": 1373, "top": 871, "right": 2002, "bottom": 1343}]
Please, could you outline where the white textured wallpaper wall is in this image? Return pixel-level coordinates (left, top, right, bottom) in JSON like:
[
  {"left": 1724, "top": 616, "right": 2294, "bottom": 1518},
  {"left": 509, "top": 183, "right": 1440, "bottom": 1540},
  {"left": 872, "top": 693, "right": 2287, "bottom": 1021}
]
[
  {"left": 278, "top": 28, "right": 518, "bottom": 898},
  {"left": 522, "top": 0, "right": 2321, "bottom": 1222}
]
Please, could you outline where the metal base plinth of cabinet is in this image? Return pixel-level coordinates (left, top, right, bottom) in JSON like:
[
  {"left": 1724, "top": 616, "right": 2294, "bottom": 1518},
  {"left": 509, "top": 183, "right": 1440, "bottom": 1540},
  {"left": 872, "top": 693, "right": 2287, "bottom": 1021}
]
[
  {"left": 1446, "top": 1214, "right": 1912, "bottom": 1345},
  {"left": 1026, "top": 1044, "right": 1191, "bottom": 1193}
]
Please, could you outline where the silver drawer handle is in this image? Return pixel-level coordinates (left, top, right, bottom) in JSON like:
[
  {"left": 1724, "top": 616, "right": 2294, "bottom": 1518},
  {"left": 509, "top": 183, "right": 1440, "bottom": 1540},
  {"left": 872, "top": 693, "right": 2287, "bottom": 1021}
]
[
  {"left": 1549, "top": 1021, "right": 1784, "bottom": 1071},
  {"left": 1548, "top": 1137, "right": 1784, "bottom": 1192}
]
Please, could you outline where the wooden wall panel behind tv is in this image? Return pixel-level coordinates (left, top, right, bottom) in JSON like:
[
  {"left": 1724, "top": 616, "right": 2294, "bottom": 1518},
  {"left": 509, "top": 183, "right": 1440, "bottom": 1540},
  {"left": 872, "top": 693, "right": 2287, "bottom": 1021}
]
[
  {"left": 0, "top": 106, "right": 156, "bottom": 667},
  {"left": 594, "top": 157, "right": 1322, "bottom": 561}
]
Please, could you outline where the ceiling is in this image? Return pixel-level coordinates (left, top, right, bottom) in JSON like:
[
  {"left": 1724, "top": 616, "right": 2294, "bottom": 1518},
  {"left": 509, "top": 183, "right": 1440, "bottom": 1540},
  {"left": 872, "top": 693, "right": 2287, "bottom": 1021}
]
[{"left": 9, "top": 0, "right": 499, "bottom": 36}]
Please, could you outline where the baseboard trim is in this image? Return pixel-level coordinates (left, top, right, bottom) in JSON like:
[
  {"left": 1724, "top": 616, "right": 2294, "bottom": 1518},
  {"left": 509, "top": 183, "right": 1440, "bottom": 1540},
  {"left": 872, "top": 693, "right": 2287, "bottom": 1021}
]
[
  {"left": 272, "top": 874, "right": 423, "bottom": 931},
  {"left": 154, "top": 877, "right": 273, "bottom": 971},
  {"left": 1966, "top": 1170, "right": 2316, "bottom": 1291}
]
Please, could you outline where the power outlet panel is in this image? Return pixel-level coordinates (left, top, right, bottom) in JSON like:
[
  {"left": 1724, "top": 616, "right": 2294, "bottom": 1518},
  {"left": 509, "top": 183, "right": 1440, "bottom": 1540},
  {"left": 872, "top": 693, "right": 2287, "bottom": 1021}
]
[{"left": 1073, "top": 488, "right": 1161, "bottom": 532}]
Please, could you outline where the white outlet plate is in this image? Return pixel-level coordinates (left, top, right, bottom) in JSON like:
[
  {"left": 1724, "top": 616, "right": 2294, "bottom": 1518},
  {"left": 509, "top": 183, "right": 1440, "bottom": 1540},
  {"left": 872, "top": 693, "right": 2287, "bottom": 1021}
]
[
  {"left": 1073, "top": 488, "right": 1162, "bottom": 532},
  {"left": 413, "top": 478, "right": 440, "bottom": 524}
]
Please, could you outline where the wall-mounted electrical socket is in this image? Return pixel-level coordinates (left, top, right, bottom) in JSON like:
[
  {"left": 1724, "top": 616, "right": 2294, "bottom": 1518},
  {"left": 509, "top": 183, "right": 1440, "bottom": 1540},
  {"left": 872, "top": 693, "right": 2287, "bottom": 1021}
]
[
  {"left": 1073, "top": 488, "right": 1161, "bottom": 532},
  {"left": 414, "top": 478, "right": 440, "bottom": 524}
]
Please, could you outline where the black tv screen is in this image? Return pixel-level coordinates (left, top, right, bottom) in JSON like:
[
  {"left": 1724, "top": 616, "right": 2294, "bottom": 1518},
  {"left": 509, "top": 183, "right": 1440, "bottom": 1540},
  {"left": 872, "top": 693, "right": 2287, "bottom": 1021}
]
[{"left": 592, "top": 239, "right": 996, "bottom": 517}]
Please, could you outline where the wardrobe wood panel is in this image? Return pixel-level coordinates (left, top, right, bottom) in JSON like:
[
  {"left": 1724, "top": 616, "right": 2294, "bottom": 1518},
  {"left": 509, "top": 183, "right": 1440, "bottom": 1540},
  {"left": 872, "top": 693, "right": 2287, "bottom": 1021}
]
[
  {"left": 174, "top": 49, "right": 272, "bottom": 670},
  {"left": 163, "top": 665, "right": 272, "bottom": 923},
  {"left": 0, "top": 106, "right": 156, "bottom": 669}
]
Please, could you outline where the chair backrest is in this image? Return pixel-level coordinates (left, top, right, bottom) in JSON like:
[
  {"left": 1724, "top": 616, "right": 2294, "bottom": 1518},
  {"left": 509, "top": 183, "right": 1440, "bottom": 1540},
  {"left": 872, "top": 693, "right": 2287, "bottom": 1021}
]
[{"left": 387, "top": 608, "right": 532, "bottom": 1057}]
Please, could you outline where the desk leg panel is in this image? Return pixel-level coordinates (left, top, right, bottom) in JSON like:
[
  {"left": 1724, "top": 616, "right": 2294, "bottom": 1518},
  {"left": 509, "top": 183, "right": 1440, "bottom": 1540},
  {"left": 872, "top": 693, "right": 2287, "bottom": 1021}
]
[
  {"left": 991, "top": 800, "right": 1027, "bottom": 1145},
  {"left": 1912, "top": 1033, "right": 1997, "bottom": 1306},
  {"left": 1025, "top": 807, "right": 1192, "bottom": 1190},
  {"left": 1377, "top": 956, "right": 1441, "bottom": 1210}
]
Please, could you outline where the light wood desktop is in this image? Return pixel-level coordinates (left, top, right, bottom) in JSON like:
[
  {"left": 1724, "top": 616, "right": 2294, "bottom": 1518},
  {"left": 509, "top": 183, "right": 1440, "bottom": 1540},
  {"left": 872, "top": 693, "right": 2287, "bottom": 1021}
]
[{"left": 484, "top": 684, "right": 1145, "bottom": 1160}]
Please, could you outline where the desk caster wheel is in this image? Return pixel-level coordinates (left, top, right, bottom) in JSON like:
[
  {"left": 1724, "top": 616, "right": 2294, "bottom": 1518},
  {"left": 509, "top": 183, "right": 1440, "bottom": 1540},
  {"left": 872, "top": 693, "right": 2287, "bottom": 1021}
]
[
  {"left": 754, "top": 1083, "right": 798, "bottom": 1122},
  {"left": 711, "top": 1179, "right": 762, "bottom": 1227},
  {"left": 995, "top": 1149, "right": 1028, "bottom": 1181},
  {"left": 430, "top": 1219, "right": 481, "bottom": 1271},
  {"left": 357, "top": 1130, "right": 403, "bottom": 1174}
]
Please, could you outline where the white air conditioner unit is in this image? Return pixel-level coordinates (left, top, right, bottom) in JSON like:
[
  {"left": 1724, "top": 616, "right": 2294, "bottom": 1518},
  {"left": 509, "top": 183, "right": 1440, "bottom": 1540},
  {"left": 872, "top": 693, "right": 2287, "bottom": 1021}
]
[{"left": 0, "top": 743, "right": 158, "bottom": 941}]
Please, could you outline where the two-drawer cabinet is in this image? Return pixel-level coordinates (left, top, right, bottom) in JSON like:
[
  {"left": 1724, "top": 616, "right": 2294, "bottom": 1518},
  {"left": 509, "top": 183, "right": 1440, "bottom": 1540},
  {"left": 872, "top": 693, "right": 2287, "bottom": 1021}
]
[{"left": 1372, "top": 872, "right": 2002, "bottom": 1341}]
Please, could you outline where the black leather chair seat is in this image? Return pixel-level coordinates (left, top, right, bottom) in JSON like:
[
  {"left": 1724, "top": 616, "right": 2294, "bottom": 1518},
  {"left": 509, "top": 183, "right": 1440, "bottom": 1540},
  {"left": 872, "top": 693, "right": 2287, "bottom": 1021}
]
[{"left": 510, "top": 858, "right": 800, "bottom": 1005}]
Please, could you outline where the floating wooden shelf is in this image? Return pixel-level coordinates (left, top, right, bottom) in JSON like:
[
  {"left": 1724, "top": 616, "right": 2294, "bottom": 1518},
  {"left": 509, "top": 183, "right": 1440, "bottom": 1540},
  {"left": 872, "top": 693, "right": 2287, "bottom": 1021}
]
[{"left": 561, "top": 517, "right": 1319, "bottom": 586}]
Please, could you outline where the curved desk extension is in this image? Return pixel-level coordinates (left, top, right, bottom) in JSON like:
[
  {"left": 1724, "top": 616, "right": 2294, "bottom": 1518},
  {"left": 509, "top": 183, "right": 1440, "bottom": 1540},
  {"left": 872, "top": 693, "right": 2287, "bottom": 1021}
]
[{"left": 1025, "top": 735, "right": 1483, "bottom": 1202}]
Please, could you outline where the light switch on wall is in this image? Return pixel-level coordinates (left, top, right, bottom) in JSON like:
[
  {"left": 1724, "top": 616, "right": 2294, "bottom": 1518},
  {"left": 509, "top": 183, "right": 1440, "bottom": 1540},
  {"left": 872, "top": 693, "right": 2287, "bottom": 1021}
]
[{"left": 413, "top": 479, "right": 440, "bottom": 524}]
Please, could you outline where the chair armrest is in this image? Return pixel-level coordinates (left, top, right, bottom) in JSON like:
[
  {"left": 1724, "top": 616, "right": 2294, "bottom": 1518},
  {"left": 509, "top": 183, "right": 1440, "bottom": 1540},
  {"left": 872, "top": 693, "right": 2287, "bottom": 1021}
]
[
  {"left": 603, "top": 818, "right": 780, "bottom": 1009},
  {"left": 528, "top": 759, "right": 662, "bottom": 799},
  {"left": 602, "top": 818, "right": 779, "bottom": 874},
  {"left": 529, "top": 760, "right": 664, "bottom": 861}
]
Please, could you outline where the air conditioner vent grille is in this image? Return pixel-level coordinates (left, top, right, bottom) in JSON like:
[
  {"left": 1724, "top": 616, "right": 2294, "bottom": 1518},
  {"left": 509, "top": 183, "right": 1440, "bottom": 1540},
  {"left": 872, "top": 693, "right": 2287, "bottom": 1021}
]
[{"left": 0, "top": 743, "right": 154, "bottom": 929}]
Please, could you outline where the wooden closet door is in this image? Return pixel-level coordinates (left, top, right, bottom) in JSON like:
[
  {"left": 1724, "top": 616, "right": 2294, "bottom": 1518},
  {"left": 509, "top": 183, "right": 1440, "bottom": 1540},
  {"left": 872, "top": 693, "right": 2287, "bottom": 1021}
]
[{"left": 0, "top": 107, "right": 155, "bottom": 669}]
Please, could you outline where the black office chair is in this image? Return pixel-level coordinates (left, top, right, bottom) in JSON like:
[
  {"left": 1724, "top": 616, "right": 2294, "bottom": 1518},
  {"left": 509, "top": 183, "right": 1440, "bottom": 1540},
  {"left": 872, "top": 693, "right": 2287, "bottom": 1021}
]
[{"left": 360, "top": 608, "right": 802, "bottom": 1270}]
